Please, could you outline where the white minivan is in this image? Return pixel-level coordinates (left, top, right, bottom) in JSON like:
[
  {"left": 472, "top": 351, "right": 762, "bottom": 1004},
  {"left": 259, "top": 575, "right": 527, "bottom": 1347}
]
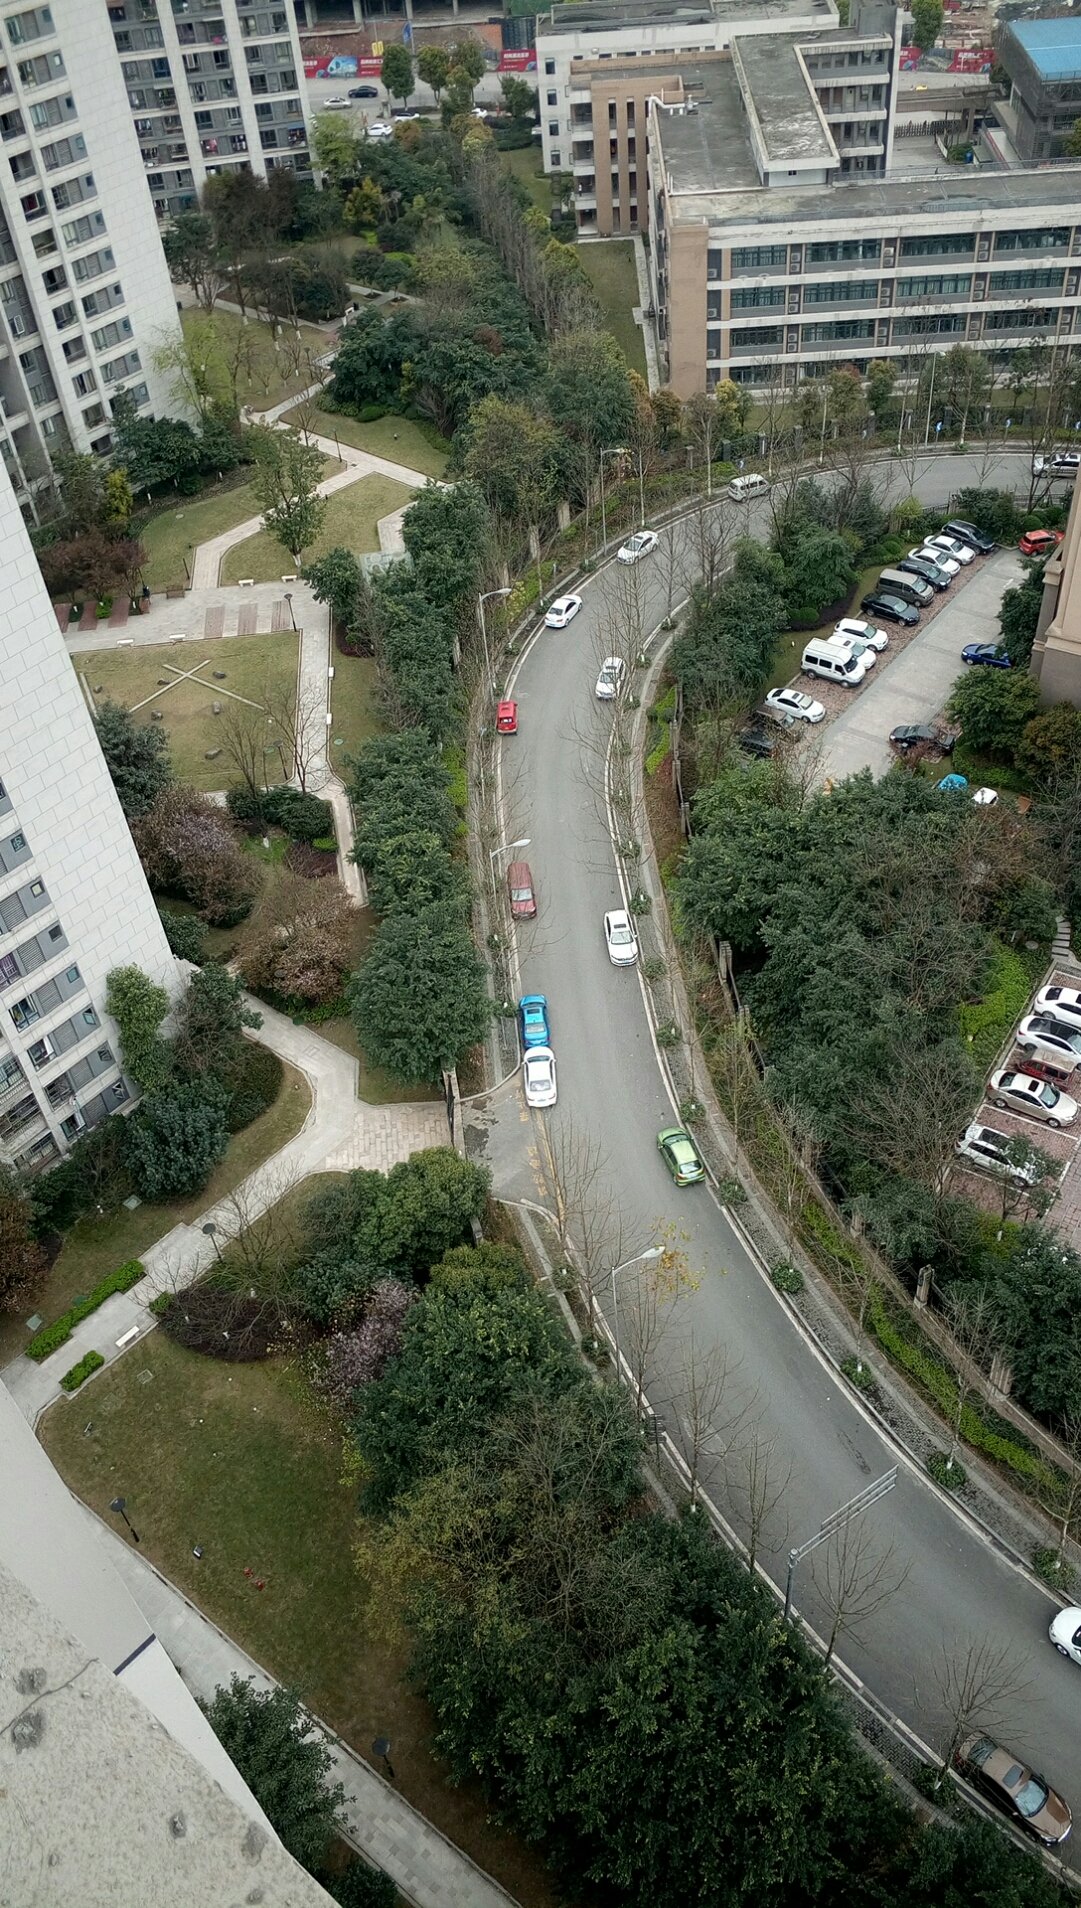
[
  {"left": 727, "top": 472, "right": 769, "bottom": 502},
  {"left": 801, "top": 636, "right": 867, "bottom": 686}
]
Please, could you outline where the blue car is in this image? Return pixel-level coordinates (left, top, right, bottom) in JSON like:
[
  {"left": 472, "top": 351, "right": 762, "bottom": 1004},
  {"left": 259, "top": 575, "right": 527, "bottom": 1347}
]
[
  {"left": 962, "top": 642, "right": 1012, "bottom": 669},
  {"left": 935, "top": 773, "right": 969, "bottom": 794},
  {"left": 519, "top": 994, "right": 550, "bottom": 1049}
]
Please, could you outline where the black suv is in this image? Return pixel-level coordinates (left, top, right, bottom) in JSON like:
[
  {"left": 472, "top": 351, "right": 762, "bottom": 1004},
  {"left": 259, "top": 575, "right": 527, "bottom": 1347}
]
[{"left": 942, "top": 519, "right": 996, "bottom": 554}]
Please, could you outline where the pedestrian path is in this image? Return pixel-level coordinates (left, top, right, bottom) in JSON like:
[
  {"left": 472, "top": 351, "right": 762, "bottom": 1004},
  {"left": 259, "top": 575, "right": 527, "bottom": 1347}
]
[{"left": 83, "top": 1508, "right": 520, "bottom": 1908}]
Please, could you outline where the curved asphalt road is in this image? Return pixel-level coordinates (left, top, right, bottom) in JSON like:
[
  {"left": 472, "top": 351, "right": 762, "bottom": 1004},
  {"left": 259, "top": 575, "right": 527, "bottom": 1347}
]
[{"left": 498, "top": 448, "right": 1081, "bottom": 1850}]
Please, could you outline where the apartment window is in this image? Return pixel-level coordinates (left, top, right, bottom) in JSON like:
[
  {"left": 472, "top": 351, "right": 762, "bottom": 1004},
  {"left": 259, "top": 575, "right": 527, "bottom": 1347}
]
[
  {"left": 29, "top": 92, "right": 76, "bottom": 130},
  {"left": 80, "top": 400, "right": 104, "bottom": 425},
  {"left": 100, "top": 347, "right": 140, "bottom": 383},
  {"left": 550, "top": 149, "right": 561, "bottom": 168},
  {"left": 803, "top": 278, "right": 878, "bottom": 303},
  {"left": 899, "top": 233, "right": 975, "bottom": 258},
  {"left": 892, "top": 312, "right": 967, "bottom": 336},
  {"left": 5, "top": 8, "right": 55, "bottom": 47},
  {"left": 71, "top": 368, "right": 95, "bottom": 396},
  {"left": 61, "top": 334, "right": 84, "bottom": 362},
  {"left": 30, "top": 225, "right": 56, "bottom": 256},
  {"left": 546, "top": 89, "right": 557, "bottom": 105},
  {"left": 81, "top": 280, "right": 123, "bottom": 317},
  {"left": 897, "top": 273, "right": 972, "bottom": 298},
  {"left": 730, "top": 286, "right": 785, "bottom": 309},
  {"left": 989, "top": 267, "right": 1065, "bottom": 293},
  {"left": 61, "top": 210, "right": 106, "bottom": 247},
  {"left": 51, "top": 171, "right": 95, "bottom": 211},
  {"left": 548, "top": 120, "right": 558, "bottom": 136},
  {"left": 40, "top": 263, "right": 64, "bottom": 293},
  {"left": 122, "top": 379, "right": 148, "bottom": 408},
  {"left": 732, "top": 323, "right": 783, "bottom": 348},
  {"left": 731, "top": 244, "right": 787, "bottom": 271},
  {"left": 90, "top": 315, "right": 131, "bottom": 350},
  {"left": 801, "top": 318, "right": 875, "bottom": 342},
  {"left": 994, "top": 227, "right": 1070, "bottom": 253},
  {"left": 984, "top": 306, "right": 1056, "bottom": 331},
  {"left": 0, "top": 106, "right": 23, "bottom": 138},
  {"left": 544, "top": 58, "right": 555, "bottom": 75},
  {"left": 16, "top": 49, "right": 63, "bottom": 86},
  {"left": 40, "top": 132, "right": 85, "bottom": 169},
  {"left": 807, "top": 237, "right": 880, "bottom": 264},
  {"left": 71, "top": 244, "right": 114, "bottom": 283},
  {"left": 19, "top": 188, "right": 46, "bottom": 221}
]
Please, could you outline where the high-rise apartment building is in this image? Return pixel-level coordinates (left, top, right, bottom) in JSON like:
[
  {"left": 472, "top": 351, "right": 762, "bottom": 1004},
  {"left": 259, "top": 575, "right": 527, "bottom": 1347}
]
[
  {"left": 0, "top": 0, "right": 182, "bottom": 500},
  {"left": 109, "top": 0, "right": 311, "bottom": 222},
  {"left": 0, "top": 456, "right": 178, "bottom": 1172}
]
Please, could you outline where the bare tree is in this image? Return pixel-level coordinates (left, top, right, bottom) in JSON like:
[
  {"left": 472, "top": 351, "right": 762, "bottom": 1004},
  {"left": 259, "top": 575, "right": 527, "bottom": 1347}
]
[
  {"left": 263, "top": 674, "right": 327, "bottom": 792},
  {"left": 924, "top": 1633, "right": 1034, "bottom": 1771},
  {"left": 620, "top": 1222, "right": 701, "bottom": 1414},
  {"left": 941, "top": 1286, "right": 997, "bottom": 1475},
  {"left": 538, "top": 1118, "right": 644, "bottom": 1334},
  {"left": 1035, "top": 1414, "right": 1081, "bottom": 1580},
  {"left": 812, "top": 1518, "right": 910, "bottom": 1666},
  {"left": 217, "top": 695, "right": 271, "bottom": 797},
  {"left": 773, "top": 1099, "right": 818, "bottom": 1258},
  {"left": 669, "top": 1335, "right": 755, "bottom": 1504},
  {"left": 730, "top": 1424, "right": 792, "bottom": 1575}
]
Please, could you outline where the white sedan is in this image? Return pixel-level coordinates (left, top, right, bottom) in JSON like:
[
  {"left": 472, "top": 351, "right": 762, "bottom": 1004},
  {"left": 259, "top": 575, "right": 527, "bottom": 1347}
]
[
  {"left": 911, "top": 544, "right": 960, "bottom": 577},
  {"left": 545, "top": 593, "right": 582, "bottom": 629},
  {"left": 366, "top": 121, "right": 394, "bottom": 139},
  {"left": 324, "top": 95, "right": 351, "bottom": 109},
  {"left": 833, "top": 617, "right": 888, "bottom": 653},
  {"left": 764, "top": 686, "right": 825, "bottom": 724},
  {"left": 617, "top": 529, "right": 658, "bottom": 563},
  {"left": 1035, "top": 984, "right": 1081, "bottom": 1032},
  {"left": 989, "top": 1069, "right": 1078, "bottom": 1126},
  {"left": 927, "top": 534, "right": 974, "bottom": 566},
  {"left": 595, "top": 656, "right": 626, "bottom": 700},
  {"left": 523, "top": 1045, "right": 557, "bottom": 1108},
  {"left": 1050, "top": 1607, "right": 1081, "bottom": 1664},
  {"left": 604, "top": 908, "right": 639, "bottom": 965}
]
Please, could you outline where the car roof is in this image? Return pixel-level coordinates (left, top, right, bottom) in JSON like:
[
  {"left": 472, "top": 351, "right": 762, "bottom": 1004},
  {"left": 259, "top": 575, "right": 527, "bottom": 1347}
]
[
  {"left": 525, "top": 1045, "right": 554, "bottom": 1064},
  {"left": 521, "top": 994, "right": 546, "bottom": 1010},
  {"left": 552, "top": 593, "right": 578, "bottom": 607}
]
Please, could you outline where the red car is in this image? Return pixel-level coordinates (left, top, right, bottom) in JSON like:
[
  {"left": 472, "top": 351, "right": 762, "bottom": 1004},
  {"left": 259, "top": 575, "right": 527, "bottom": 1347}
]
[
  {"left": 1018, "top": 528, "right": 1064, "bottom": 558},
  {"left": 496, "top": 699, "right": 518, "bottom": 734}
]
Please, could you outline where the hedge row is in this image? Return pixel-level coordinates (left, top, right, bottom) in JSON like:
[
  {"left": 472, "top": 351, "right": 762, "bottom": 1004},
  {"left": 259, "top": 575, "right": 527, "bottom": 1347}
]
[
  {"left": 60, "top": 1350, "right": 104, "bottom": 1392},
  {"left": 27, "top": 1259, "right": 145, "bottom": 1361}
]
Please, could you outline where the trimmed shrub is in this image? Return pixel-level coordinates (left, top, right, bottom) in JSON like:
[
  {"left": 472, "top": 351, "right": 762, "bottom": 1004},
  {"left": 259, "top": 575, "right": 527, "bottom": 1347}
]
[
  {"left": 158, "top": 907, "right": 207, "bottom": 965},
  {"left": 262, "top": 787, "right": 334, "bottom": 844},
  {"left": 927, "top": 1450, "right": 966, "bottom": 1491},
  {"left": 221, "top": 1043, "right": 283, "bottom": 1132},
  {"left": 771, "top": 1263, "right": 804, "bottom": 1295},
  {"left": 60, "top": 1349, "right": 105, "bottom": 1392},
  {"left": 27, "top": 1260, "right": 145, "bottom": 1360},
  {"left": 959, "top": 941, "right": 1044, "bottom": 1072}
]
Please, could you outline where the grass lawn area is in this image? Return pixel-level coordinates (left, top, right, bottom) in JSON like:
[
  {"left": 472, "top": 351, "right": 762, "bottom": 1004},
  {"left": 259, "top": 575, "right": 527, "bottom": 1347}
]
[
  {"left": 330, "top": 649, "right": 381, "bottom": 765},
  {"left": 221, "top": 475, "right": 415, "bottom": 586},
  {"left": 763, "top": 564, "right": 883, "bottom": 692},
  {"left": 39, "top": 1306, "right": 558, "bottom": 1907},
  {"left": 576, "top": 240, "right": 647, "bottom": 379},
  {"left": 138, "top": 455, "right": 340, "bottom": 594},
  {"left": 0, "top": 1061, "right": 311, "bottom": 1366},
  {"left": 498, "top": 143, "right": 555, "bottom": 213},
  {"left": 74, "top": 633, "right": 300, "bottom": 791},
  {"left": 180, "top": 307, "right": 333, "bottom": 412},
  {"left": 285, "top": 402, "right": 450, "bottom": 480}
]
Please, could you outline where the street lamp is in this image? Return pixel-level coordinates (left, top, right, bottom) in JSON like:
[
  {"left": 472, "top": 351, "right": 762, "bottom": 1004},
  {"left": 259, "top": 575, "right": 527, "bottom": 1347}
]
[
  {"left": 201, "top": 1221, "right": 222, "bottom": 1262},
  {"left": 609, "top": 1245, "right": 664, "bottom": 1373},
  {"left": 599, "top": 444, "right": 625, "bottom": 556},
  {"left": 490, "top": 835, "right": 530, "bottom": 864},
  {"left": 477, "top": 587, "right": 512, "bottom": 696},
  {"left": 284, "top": 591, "right": 297, "bottom": 632},
  {"left": 783, "top": 1468, "right": 897, "bottom": 1622},
  {"left": 109, "top": 1496, "right": 140, "bottom": 1545},
  {"left": 372, "top": 1735, "right": 395, "bottom": 1780}
]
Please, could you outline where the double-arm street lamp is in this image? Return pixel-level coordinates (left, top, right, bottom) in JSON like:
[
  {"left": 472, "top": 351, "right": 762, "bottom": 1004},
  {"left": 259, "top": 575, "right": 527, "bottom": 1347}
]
[{"left": 477, "top": 587, "right": 512, "bottom": 696}]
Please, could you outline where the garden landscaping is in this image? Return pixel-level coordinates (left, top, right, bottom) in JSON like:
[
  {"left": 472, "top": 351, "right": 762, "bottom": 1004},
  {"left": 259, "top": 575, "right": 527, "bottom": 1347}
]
[
  {"left": 178, "top": 307, "right": 334, "bottom": 413},
  {"left": 220, "top": 476, "right": 415, "bottom": 586},
  {"left": 284, "top": 403, "right": 450, "bottom": 479}
]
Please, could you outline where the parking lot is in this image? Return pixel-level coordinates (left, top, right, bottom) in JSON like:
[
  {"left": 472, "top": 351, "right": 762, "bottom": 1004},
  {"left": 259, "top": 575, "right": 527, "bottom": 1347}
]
[{"left": 953, "top": 965, "right": 1081, "bottom": 1243}]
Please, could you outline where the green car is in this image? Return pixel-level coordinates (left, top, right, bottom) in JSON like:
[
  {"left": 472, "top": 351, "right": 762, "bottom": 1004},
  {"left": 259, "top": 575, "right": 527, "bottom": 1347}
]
[{"left": 657, "top": 1126, "right": 706, "bottom": 1186}]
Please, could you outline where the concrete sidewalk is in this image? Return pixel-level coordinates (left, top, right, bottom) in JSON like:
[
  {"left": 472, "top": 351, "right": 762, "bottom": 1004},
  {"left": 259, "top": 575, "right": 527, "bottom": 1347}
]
[
  {"left": 818, "top": 549, "right": 1024, "bottom": 785},
  {"left": 82, "top": 1507, "right": 519, "bottom": 1908}
]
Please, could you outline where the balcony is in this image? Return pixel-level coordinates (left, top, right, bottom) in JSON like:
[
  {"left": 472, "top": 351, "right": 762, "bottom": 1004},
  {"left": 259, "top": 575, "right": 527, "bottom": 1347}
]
[
  {"left": 0, "top": 1070, "right": 29, "bottom": 1116},
  {"left": 0, "top": 1094, "right": 44, "bottom": 1143}
]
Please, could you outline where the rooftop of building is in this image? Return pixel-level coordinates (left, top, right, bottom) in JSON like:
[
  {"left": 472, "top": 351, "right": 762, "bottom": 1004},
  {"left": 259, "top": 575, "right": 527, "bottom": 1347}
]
[
  {"left": 734, "top": 32, "right": 845, "bottom": 166},
  {"left": 1002, "top": 15, "right": 1081, "bottom": 81},
  {"left": 537, "top": 0, "right": 835, "bottom": 42}
]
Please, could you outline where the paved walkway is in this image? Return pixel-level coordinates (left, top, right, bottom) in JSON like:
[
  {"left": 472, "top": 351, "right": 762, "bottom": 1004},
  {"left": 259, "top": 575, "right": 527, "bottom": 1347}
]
[{"left": 82, "top": 1508, "right": 518, "bottom": 1908}]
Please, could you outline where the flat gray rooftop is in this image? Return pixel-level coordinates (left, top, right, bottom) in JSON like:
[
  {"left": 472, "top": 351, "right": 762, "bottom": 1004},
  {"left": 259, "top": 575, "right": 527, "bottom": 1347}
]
[
  {"left": 655, "top": 62, "right": 764, "bottom": 194},
  {"left": 734, "top": 32, "right": 834, "bottom": 165},
  {"left": 537, "top": 0, "right": 832, "bottom": 39}
]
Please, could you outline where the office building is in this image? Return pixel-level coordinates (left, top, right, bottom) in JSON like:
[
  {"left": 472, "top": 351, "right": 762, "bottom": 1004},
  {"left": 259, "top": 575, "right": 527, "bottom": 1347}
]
[
  {"left": 0, "top": 457, "right": 178, "bottom": 1172},
  {"left": 1033, "top": 477, "right": 1081, "bottom": 707},
  {"left": 536, "top": 0, "right": 843, "bottom": 237},
  {"left": 110, "top": 0, "right": 312, "bottom": 223},
  {"left": 995, "top": 16, "right": 1081, "bottom": 168},
  {"left": 646, "top": 14, "right": 1081, "bottom": 396},
  {"left": 0, "top": 0, "right": 183, "bottom": 495}
]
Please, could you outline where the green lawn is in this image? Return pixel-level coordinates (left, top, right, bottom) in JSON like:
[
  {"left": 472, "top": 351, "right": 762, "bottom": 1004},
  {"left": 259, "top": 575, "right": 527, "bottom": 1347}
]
[
  {"left": 764, "top": 565, "right": 884, "bottom": 692},
  {"left": 330, "top": 649, "right": 381, "bottom": 763},
  {"left": 0, "top": 1062, "right": 311, "bottom": 1367},
  {"left": 221, "top": 475, "right": 415, "bottom": 586},
  {"left": 286, "top": 402, "right": 450, "bottom": 480},
  {"left": 577, "top": 240, "right": 647, "bottom": 378},
  {"left": 74, "top": 634, "right": 300, "bottom": 790},
  {"left": 499, "top": 142, "right": 555, "bottom": 213},
  {"left": 179, "top": 307, "right": 333, "bottom": 412},
  {"left": 38, "top": 1322, "right": 556, "bottom": 1908},
  {"left": 138, "top": 455, "right": 341, "bottom": 594}
]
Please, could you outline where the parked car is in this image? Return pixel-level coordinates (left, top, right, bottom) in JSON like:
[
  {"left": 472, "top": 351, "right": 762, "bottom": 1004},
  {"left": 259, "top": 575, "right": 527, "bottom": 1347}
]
[
  {"left": 617, "top": 529, "right": 658, "bottom": 563},
  {"left": 955, "top": 1122, "right": 1039, "bottom": 1184},
  {"left": 889, "top": 723, "right": 955, "bottom": 754},
  {"left": 755, "top": 701, "right": 800, "bottom": 730},
  {"left": 900, "top": 552, "right": 952, "bottom": 590},
  {"left": 989, "top": 1068, "right": 1078, "bottom": 1126},
  {"left": 956, "top": 1735, "right": 1072, "bottom": 1847},
  {"left": 801, "top": 637, "right": 867, "bottom": 685},
  {"left": 545, "top": 593, "right": 582, "bottom": 629},
  {"left": 604, "top": 908, "right": 639, "bottom": 965},
  {"left": 1016, "top": 1014, "right": 1081, "bottom": 1064},
  {"left": 1033, "top": 451, "right": 1081, "bottom": 479},
  {"left": 1019, "top": 528, "right": 1064, "bottom": 558},
  {"left": 910, "top": 544, "right": 959, "bottom": 578},
  {"left": 366, "top": 121, "right": 394, "bottom": 138},
  {"left": 1034, "top": 984, "right": 1081, "bottom": 1032},
  {"left": 962, "top": 642, "right": 1011, "bottom": 668},
  {"left": 657, "top": 1125, "right": 706, "bottom": 1185},
  {"left": 1050, "top": 1607, "right": 1081, "bottom": 1665},
  {"left": 518, "top": 994, "right": 550, "bottom": 1048},
  {"left": 763, "top": 686, "right": 825, "bottom": 723},
  {"left": 971, "top": 786, "right": 999, "bottom": 805},
  {"left": 838, "top": 631, "right": 878, "bottom": 669},
  {"left": 324, "top": 94, "right": 350, "bottom": 108},
  {"left": 506, "top": 860, "right": 536, "bottom": 920},
  {"left": 595, "top": 655, "right": 626, "bottom": 700},
  {"left": 739, "top": 726, "right": 781, "bottom": 758},
  {"left": 496, "top": 699, "right": 518, "bottom": 734},
  {"left": 861, "top": 590, "right": 919, "bottom": 626},
  {"left": 925, "top": 534, "right": 974, "bottom": 566},
  {"left": 943, "top": 519, "right": 996, "bottom": 554},
  {"left": 349, "top": 84, "right": 380, "bottom": 98},
  {"left": 833, "top": 617, "right": 888, "bottom": 652},
  {"left": 522, "top": 1045, "right": 557, "bottom": 1108},
  {"left": 935, "top": 773, "right": 968, "bottom": 793}
]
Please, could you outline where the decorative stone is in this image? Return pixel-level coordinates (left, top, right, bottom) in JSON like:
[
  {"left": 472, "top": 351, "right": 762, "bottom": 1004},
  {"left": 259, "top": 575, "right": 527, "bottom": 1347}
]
[{"left": 204, "top": 747, "right": 222, "bottom": 760}]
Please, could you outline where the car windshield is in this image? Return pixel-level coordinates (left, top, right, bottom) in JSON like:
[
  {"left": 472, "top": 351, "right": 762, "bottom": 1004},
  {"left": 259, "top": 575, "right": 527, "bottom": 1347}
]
[
  {"left": 1037, "top": 1083, "right": 1057, "bottom": 1106},
  {"left": 610, "top": 923, "right": 632, "bottom": 944},
  {"left": 511, "top": 885, "right": 532, "bottom": 902},
  {"left": 1013, "top": 1774, "right": 1050, "bottom": 1818}
]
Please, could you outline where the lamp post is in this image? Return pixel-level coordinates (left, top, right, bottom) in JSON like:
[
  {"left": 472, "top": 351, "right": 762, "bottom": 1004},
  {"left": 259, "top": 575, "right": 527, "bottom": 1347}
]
[
  {"left": 477, "top": 587, "right": 511, "bottom": 696},
  {"left": 284, "top": 591, "right": 297, "bottom": 632},
  {"left": 599, "top": 444, "right": 626, "bottom": 556},
  {"left": 489, "top": 835, "right": 530, "bottom": 865},
  {"left": 201, "top": 1221, "right": 222, "bottom": 1262},
  {"left": 609, "top": 1245, "right": 664, "bottom": 1375},
  {"left": 109, "top": 1496, "right": 140, "bottom": 1545},
  {"left": 783, "top": 1468, "right": 897, "bottom": 1622},
  {"left": 372, "top": 1736, "right": 395, "bottom": 1780}
]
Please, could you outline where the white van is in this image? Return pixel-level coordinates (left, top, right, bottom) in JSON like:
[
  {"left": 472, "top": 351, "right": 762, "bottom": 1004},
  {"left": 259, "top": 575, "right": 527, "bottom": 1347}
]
[
  {"left": 727, "top": 472, "right": 769, "bottom": 502},
  {"left": 801, "top": 637, "right": 867, "bottom": 686}
]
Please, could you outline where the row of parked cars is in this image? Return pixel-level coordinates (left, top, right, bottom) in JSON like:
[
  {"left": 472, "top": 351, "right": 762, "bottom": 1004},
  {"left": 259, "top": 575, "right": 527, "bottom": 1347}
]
[{"left": 956, "top": 983, "right": 1081, "bottom": 1186}]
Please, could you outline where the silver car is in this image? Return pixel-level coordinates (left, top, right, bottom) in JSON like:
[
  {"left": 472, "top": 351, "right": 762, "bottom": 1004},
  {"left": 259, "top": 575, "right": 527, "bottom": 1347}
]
[
  {"left": 604, "top": 908, "right": 639, "bottom": 965},
  {"left": 989, "top": 1069, "right": 1078, "bottom": 1126}
]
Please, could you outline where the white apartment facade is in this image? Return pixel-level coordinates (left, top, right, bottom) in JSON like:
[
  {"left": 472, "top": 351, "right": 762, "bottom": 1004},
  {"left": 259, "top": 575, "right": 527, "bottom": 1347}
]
[
  {"left": 0, "top": 457, "right": 178, "bottom": 1172},
  {"left": 0, "top": 0, "right": 182, "bottom": 498},
  {"left": 110, "top": 0, "right": 312, "bottom": 222}
]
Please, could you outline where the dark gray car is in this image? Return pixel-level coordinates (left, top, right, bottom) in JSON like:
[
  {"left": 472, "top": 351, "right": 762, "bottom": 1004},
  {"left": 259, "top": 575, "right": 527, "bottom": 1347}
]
[{"left": 898, "top": 553, "right": 951, "bottom": 591}]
